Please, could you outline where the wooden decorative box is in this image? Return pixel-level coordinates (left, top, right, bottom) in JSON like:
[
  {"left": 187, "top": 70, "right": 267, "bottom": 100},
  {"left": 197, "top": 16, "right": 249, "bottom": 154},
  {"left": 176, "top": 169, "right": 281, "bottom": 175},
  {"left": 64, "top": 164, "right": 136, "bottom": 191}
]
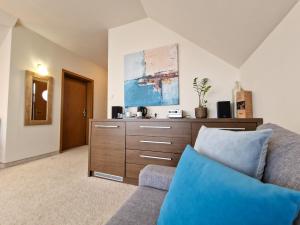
[{"left": 236, "top": 91, "right": 253, "bottom": 118}]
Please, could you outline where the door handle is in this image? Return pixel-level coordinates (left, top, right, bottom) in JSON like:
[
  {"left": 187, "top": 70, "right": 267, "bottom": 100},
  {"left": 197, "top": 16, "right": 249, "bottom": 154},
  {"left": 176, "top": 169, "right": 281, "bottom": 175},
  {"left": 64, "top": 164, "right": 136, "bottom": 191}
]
[
  {"left": 140, "top": 140, "right": 172, "bottom": 145},
  {"left": 83, "top": 108, "right": 87, "bottom": 118},
  {"left": 139, "top": 125, "right": 171, "bottom": 129},
  {"left": 139, "top": 155, "right": 172, "bottom": 161},
  {"left": 94, "top": 125, "right": 119, "bottom": 128}
]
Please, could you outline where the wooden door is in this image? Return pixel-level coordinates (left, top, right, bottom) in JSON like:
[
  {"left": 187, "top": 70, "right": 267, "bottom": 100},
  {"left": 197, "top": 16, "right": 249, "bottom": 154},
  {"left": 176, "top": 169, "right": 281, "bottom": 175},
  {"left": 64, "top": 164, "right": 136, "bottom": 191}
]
[{"left": 62, "top": 76, "right": 87, "bottom": 150}]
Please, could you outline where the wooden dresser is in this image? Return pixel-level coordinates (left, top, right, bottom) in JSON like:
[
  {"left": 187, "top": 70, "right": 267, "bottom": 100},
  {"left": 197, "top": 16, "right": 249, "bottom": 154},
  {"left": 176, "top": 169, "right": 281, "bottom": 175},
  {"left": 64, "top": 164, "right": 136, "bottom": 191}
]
[{"left": 88, "top": 118, "right": 263, "bottom": 184}]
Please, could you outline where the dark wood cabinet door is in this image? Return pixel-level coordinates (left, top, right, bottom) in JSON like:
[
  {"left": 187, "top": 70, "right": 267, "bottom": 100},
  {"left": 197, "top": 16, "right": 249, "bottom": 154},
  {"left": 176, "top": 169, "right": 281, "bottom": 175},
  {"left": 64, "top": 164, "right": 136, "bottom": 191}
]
[{"left": 89, "top": 122, "right": 125, "bottom": 177}]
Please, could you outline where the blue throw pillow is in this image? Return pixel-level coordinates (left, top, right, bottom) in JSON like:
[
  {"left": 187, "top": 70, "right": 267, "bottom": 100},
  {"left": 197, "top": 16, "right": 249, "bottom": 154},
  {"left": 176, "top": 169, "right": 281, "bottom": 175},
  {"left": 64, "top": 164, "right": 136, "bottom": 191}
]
[
  {"left": 194, "top": 126, "right": 272, "bottom": 179},
  {"left": 157, "top": 145, "right": 300, "bottom": 225}
]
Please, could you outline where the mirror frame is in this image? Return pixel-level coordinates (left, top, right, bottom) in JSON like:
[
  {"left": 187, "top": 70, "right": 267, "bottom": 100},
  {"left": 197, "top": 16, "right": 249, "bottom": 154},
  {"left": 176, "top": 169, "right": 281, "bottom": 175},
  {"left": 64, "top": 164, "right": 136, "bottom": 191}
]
[{"left": 24, "top": 70, "right": 53, "bottom": 126}]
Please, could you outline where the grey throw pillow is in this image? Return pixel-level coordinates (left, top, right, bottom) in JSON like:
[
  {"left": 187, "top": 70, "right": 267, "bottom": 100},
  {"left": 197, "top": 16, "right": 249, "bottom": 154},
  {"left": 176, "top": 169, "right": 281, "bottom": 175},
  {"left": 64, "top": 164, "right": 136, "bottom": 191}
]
[
  {"left": 257, "top": 124, "right": 300, "bottom": 190},
  {"left": 257, "top": 124, "right": 300, "bottom": 225},
  {"left": 194, "top": 126, "right": 272, "bottom": 179}
]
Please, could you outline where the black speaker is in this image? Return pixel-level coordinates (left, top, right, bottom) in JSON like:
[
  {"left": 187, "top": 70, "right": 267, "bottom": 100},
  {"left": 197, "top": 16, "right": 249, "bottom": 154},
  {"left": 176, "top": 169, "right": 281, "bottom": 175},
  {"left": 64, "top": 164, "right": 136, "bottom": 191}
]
[
  {"left": 112, "top": 106, "right": 123, "bottom": 119},
  {"left": 217, "top": 101, "right": 231, "bottom": 118}
]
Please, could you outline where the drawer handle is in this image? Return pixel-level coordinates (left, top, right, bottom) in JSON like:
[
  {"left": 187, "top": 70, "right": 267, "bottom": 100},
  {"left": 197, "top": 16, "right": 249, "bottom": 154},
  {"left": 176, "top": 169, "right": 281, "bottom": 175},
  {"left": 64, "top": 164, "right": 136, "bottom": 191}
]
[
  {"left": 140, "top": 155, "right": 172, "bottom": 161},
  {"left": 94, "top": 125, "right": 119, "bottom": 128},
  {"left": 140, "top": 140, "right": 172, "bottom": 145},
  {"left": 139, "top": 125, "right": 171, "bottom": 129},
  {"left": 215, "top": 127, "right": 246, "bottom": 131}
]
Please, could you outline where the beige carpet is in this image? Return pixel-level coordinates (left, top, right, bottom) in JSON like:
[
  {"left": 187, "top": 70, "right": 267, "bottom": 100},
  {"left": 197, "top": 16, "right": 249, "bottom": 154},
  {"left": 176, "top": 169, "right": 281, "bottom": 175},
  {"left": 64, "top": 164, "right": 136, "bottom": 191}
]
[{"left": 0, "top": 146, "right": 137, "bottom": 225}]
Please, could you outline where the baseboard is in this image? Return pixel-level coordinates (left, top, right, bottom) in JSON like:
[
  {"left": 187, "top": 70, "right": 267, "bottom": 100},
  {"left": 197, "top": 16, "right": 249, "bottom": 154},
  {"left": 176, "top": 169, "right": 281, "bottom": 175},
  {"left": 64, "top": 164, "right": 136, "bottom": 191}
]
[{"left": 0, "top": 151, "right": 59, "bottom": 169}]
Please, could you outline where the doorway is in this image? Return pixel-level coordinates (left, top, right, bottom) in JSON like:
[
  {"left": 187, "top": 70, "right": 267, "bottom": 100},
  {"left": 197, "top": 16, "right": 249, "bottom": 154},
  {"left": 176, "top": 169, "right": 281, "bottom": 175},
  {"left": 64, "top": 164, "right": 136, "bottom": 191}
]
[{"left": 60, "top": 69, "right": 94, "bottom": 152}]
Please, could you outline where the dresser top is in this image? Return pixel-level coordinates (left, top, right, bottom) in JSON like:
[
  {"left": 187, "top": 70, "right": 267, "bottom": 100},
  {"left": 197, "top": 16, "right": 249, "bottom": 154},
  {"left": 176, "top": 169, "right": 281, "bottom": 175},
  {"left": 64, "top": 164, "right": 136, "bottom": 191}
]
[{"left": 91, "top": 118, "right": 263, "bottom": 124}]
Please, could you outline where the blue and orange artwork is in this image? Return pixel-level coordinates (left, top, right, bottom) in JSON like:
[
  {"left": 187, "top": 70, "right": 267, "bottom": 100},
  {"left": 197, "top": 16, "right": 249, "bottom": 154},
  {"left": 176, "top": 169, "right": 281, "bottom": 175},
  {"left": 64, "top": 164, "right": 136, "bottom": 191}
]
[{"left": 124, "top": 44, "right": 179, "bottom": 107}]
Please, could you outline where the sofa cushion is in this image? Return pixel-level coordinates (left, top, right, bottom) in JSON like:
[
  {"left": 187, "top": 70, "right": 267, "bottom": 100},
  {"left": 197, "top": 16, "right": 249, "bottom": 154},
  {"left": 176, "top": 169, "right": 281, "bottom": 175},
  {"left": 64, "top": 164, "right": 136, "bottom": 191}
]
[
  {"left": 105, "top": 186, "right": 166, "bottom": 225},
  {"left": 194, "top": 126, "right": 272, "bottom": 179},
  {"left": 258, "top": 124, "right": 300, "bottom": 225},
  {"left": 158, "top": 145, "right": 300, "bottom": 225},
  {"left": 139, "top": 165, "right": 176, "bottom": 191},
  {"left": 257, "top": 124, "right": 300, "bottom": 190}
]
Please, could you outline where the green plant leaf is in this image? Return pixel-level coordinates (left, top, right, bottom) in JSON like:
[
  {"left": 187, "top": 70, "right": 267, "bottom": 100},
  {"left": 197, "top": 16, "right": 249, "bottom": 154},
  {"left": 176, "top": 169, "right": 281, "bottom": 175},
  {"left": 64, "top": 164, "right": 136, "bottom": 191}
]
[{"left": 193, "top": 77, "right": 212, "bottom": 107}]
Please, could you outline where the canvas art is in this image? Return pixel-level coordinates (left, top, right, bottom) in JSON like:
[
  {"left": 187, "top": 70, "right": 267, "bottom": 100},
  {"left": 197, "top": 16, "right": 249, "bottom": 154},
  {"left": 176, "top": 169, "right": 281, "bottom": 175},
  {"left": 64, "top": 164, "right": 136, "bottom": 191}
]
[{"left": 124, "top": 44, "right": 179, "bottom": 107}]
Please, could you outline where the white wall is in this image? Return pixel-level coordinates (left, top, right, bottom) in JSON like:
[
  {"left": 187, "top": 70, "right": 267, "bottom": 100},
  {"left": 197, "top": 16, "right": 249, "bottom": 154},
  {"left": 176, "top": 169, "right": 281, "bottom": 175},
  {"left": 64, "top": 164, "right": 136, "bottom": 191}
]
[
  {"left": 0, "top": 9, "right": 17, "bottom": 45},
  {"left": 0, "top": 28, "right": 12, "bottom": 162},
  {"left": 240, "top": 2, "right": 300, "bottom": 134},
  {"left": 2, "top": 25, "right": 107, "bottom": 163},
  {"left": 108, "top": 18, "right": 239, "bottom": 118}
]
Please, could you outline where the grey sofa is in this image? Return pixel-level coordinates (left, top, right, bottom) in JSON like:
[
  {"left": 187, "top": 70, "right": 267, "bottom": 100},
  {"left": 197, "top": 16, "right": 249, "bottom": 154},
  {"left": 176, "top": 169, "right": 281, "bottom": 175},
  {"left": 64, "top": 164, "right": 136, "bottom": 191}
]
[{"left": 106, "top": 124, "right": 300, "bottom": 225}]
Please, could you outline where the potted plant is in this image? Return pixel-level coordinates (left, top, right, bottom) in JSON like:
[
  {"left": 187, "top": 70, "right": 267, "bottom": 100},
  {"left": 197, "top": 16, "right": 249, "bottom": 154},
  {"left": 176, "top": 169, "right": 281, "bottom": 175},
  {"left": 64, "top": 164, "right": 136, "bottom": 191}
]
[{"left": 193, "top": 77, "right": 212, "bottom": 118}]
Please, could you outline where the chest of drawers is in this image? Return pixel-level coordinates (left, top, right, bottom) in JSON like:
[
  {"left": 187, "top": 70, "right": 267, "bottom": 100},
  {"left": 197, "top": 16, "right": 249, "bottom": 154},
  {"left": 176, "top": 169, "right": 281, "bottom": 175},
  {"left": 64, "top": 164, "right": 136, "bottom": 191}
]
[{"left": 88, "top": 118, "right": 263, "bottom": 184}]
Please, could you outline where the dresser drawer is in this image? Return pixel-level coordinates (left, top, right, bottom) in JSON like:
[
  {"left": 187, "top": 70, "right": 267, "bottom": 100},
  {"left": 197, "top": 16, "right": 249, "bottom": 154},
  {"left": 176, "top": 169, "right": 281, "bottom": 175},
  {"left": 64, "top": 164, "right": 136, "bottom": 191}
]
[
  {"left": 126, "top": 135, "right": 190, "bottom": 153},
  {"left": 126, "top": 163, "right": 145, "bottom": 179},
  {"left": 191, "top": 122, "right": 258, "bottom": 145},
  {"left": 126, "top": 149, "right": 180, "bottom": 166},
  {"left": 126, "top": 121, "right": 191, "bottom": 138}
]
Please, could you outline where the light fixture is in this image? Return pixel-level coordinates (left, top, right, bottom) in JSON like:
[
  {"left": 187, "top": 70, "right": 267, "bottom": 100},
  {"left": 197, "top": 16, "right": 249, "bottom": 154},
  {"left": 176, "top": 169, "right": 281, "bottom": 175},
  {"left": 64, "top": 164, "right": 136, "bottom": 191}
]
[
  {"left": 36, "top": 64, "right": 49, "bottom": 76},
  {"left": 42, "top": 90, "right": 48, "bottom": 101}
]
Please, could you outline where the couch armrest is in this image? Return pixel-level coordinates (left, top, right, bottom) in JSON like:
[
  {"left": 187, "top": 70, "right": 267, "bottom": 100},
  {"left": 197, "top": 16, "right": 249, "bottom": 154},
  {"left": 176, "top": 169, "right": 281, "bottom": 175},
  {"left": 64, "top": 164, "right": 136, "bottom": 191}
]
[{"left": 139, "top": 165, "right": 176, "bottom": 191}]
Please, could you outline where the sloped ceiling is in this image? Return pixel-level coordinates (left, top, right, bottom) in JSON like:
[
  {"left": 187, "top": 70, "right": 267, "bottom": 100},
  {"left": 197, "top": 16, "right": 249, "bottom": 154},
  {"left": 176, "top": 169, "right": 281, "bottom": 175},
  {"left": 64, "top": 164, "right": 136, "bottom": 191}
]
[
  {"left": 0, "top": 0, "right": 298, "bottom": 68},
  {"left": 141, "top": 0, "right": 299, "bottom": 67},
  {"left": 0, "top": 0, "right": 146, "bottom": 68}
]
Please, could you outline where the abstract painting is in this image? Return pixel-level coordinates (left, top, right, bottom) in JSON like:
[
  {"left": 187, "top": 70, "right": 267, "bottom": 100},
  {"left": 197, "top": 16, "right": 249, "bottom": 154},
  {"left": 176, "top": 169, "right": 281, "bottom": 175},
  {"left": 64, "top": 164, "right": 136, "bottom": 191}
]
[{"left": 124, "top": 44, "right": 179, "bottom": 107}]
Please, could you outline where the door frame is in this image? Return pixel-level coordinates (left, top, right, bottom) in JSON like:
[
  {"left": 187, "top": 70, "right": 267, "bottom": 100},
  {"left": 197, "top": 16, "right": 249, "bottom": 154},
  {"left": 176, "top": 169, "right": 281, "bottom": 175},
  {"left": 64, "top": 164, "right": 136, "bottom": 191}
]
[{"left": 60, "top": 69, "right": 94, "bottom": 152}]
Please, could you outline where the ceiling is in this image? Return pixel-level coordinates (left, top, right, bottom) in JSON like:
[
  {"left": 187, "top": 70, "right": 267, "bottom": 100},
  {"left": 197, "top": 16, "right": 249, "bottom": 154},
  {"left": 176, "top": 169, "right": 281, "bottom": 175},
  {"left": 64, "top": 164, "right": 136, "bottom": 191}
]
[
  {"left": 0, "top": 0, "right": 298, "bottom": 68},
  {"left": 141, "top": 0, "right": 299, "bottom": 67},
  {"left": 0, "top": 0, "right": 147, "bottom": 68}
]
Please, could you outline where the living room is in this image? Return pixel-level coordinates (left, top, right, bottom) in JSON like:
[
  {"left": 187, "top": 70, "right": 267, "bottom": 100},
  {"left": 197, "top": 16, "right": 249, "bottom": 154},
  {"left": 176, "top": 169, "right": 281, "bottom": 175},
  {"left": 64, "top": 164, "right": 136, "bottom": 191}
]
[{"left": 0, "top": 0, "right": 300, "bottom": 225}]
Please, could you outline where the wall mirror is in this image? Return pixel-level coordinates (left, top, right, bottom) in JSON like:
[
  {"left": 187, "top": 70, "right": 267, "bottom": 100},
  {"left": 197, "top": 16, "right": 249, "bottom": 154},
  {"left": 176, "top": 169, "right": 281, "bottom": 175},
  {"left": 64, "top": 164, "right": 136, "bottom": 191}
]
[{"left": 25, "top": 70, "right": 53, "bottom": 125}]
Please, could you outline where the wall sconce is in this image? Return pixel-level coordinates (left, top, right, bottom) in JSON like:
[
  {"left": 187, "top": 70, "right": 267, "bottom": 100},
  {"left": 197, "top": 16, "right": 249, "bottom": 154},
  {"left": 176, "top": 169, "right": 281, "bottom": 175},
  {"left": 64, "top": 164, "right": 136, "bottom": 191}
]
[
  {"left": 36, "top": 64, "right": 49, "bottom": 76},
  {"left": 42, "top": 90, "right": 48, "bottom": 101}
]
